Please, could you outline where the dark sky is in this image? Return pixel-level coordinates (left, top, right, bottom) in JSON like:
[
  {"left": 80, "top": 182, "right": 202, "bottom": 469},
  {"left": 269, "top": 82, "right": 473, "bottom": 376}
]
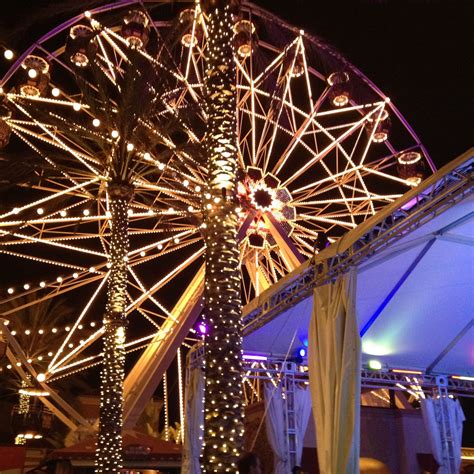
[
  {"left": 0, "top": 0, "right": 472, "bottom": 168},
  {"left": 1, "top": 0, "right": 472, "bottom": 169},
  {"left": 258, "top": 0, "right": 473, "bottom": 168}
]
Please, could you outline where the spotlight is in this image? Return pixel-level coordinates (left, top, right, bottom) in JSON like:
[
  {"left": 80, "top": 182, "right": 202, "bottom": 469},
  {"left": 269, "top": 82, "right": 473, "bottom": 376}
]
[{"left": 368, "top": 359, "right": 382, "bottom": 370}]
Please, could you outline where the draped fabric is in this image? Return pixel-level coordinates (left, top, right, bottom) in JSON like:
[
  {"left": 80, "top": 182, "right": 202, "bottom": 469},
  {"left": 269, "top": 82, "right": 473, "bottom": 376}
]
[
  {"left": 181, "top": 366, "right": 204, "bottom": 474},
  {"left": 420, "top": 397, "right": 465, "bottom": 473},
  {"left": 294, "top": 385, "right": 312, "bottom": 467},
  {"left": 264, "top": 383, "right": 288, "bottom": 474},
  {"left": 308, "top": 268, "right": 361, "bottom": 474}
]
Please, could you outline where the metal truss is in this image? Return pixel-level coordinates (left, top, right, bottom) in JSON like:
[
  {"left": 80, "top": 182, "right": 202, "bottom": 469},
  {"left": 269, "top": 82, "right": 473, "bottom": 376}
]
[
  {"left": 243, "top": 152, "right": 474, "bottom": 334},
  {"left": 189, "top": 347, "right": 474, "bottom": 399}
]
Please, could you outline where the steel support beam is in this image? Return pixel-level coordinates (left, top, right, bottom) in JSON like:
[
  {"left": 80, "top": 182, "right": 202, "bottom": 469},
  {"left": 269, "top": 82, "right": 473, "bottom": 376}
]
[
  {"left": 360, "top": 238, "right": 435, "bottom": 337},
  {"left": 426, "top": 319, "right": 474, "bottom": 374},
  {"left": 263, "top": 213, "right": 305, "bottom": 271},
  {"left": 122, "top": 264, "right": 204, "bottom": 429}
]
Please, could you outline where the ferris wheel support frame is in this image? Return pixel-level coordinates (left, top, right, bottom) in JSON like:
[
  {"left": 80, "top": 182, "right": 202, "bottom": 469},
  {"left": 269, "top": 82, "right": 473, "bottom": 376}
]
[{"left": 122, "top": 264, "right": 204, "bottom": 429}]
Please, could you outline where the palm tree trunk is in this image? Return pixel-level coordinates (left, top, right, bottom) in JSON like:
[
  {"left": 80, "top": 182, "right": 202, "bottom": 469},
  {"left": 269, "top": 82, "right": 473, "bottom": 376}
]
[
  {"left": 202, "top": 3, "right": 244, "bottom": 472},
  {"left": 95, "top": 182, "right": 132, "bottom": 474}
]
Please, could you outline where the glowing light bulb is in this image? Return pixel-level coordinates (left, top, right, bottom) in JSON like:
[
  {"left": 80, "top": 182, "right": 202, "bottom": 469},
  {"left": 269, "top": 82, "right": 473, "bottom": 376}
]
[
  {"left": 144, "top": 152, "right": 151, "bottom": 160},
  {"left": 83, "top": 209, "right": 90, "bottom": 216},
  {"left": 39, "top": 281, "right": 46, "bottom": 288},
  {"left": 72, "top": 272, "right": 79, "bottom": 278},
  {"left": 4, "top": 49, "right": 13, "bottom": 60},
  {"left": 84, "top": 10, "right": 91, "bottom": 18},
  {"left": 57, "top": 276, "right": 63, "bottom": 283},
  {"left": 111, "top": 130, "right": 119, "bottom": 138},
  {"left": 37, "top": 373, "right": 46, "bottom": 382},
  {"left": 51, "top": 87, "right": 60, "bottom": 97},
  {"left": 92, "top": 118, "right": 101, "bottom": 127},
  {"left": 37, "top": 208, "right": 44, "bottom": 215},
  {"left": 73, "top": 103, "right": 81, "bottom": 111},
  {"left": 28, "top": 68, "right": 38, "bottom": 79},
  {"left": 23, "top": 283, "right": 30, "bottom": 290},
  {"left": 127, "top": 143, "right": 134, "bottom": 151},
  {"left": 368, "top": 359, "right": 382, "bottom": 370}
]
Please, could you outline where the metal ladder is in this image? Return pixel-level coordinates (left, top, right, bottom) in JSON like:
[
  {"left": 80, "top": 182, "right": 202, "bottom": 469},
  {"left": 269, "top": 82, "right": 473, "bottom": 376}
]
[
  {"left": 282, "top": 361, "right": 297, "bottom": 472},
  {"left": 433, "top": 375, "right": 457, "bottom": 473}
]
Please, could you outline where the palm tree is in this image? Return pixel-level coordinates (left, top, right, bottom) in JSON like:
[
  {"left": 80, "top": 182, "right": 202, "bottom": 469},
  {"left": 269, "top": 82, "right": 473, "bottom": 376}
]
[
  {"left": 5, "top": 26, "right": 203, "bottom": 474},
  {"left": 200, "top": 1, "right": 245, "bottom": 471}
]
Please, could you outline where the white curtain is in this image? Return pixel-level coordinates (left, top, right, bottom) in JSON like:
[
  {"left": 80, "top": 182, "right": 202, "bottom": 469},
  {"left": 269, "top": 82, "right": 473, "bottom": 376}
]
[
  {"left": 294, "top": 385, "right": 312, "bottom": 467},
  {"left": 181, "top": 366, "right": 204, "bottom": 474},
  {"left": 308, "top": 268, "right": 361, "bottom": 474},
  {"left": 264, "top": 382, "right": 289, "bottom": 474},
  {"left": 420, "top": 397, "right": 465, "bottom": 473}
]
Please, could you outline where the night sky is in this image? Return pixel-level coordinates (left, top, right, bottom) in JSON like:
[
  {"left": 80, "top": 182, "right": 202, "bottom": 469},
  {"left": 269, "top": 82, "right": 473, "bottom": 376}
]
[{"left": 1, "top": 0, "right": 472, "bottom": 168}]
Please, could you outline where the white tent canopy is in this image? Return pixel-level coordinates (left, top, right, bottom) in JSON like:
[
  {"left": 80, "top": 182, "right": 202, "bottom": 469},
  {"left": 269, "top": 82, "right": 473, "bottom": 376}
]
[{"left": 243, "top": 149, "right": 474, "bottom": 378}]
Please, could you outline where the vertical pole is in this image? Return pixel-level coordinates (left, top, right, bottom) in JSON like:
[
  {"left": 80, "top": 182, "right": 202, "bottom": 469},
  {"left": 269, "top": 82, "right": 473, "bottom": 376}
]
[
  {"left": 201, "top": 1, "right": 245, "bottom": 471},
  {"left": 96, "top": 183, "right": 132, "bottom": 474}
]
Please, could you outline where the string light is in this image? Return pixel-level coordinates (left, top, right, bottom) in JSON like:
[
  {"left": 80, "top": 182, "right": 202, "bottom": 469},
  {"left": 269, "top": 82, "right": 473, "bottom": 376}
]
[{"left": 201, "top": 4, "right": 244, "bottom": 471}]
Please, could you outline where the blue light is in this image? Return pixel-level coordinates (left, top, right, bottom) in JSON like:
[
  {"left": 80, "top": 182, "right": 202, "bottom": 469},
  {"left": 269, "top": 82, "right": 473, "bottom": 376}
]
[
  {"left": 298, "top": 347, "right": 307, "bottom": 358},
  {"left": 303, "top": 338, "right": 308, "bottom": 347}
]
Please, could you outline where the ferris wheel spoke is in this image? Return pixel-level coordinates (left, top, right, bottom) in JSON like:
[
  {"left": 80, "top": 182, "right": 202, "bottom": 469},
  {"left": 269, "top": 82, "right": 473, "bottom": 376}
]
[
  {"left": 125, "top": 246, "right": 204, "bottom": 314},
  {"left": 281, "top": 103, "right": 385, "bottom": 188},
  {"left": 128, "top": 266, "right": 173, "bottom": 318},
  {"left": 48, "top": 275, "right": 108, "bottom": 372},
  {"left": 272, "top": 88, "right": 330, "bottom": 176}
]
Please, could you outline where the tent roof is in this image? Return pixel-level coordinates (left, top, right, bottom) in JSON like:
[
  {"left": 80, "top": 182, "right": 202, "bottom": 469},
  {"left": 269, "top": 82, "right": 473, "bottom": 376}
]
[{"left": 243, "top": 149, "right": 474, "bottom": 377}]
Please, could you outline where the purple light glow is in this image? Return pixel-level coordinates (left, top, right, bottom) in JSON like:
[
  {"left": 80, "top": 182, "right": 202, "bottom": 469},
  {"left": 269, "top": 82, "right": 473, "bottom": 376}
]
[{"left": 198, "top": 322, "right": 208, "bottom": 335}]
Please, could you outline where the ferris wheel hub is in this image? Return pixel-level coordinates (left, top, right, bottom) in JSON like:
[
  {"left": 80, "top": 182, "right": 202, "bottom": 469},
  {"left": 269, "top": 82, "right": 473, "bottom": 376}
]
[{"left": 237, "top": 166, "right": 296, "bottom": 249}]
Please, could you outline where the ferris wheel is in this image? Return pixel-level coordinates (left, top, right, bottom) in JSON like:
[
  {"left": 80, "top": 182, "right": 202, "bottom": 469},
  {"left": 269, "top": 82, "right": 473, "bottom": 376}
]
[{"left": 0, "top": 1, "right": 433, "bottom": 430}]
